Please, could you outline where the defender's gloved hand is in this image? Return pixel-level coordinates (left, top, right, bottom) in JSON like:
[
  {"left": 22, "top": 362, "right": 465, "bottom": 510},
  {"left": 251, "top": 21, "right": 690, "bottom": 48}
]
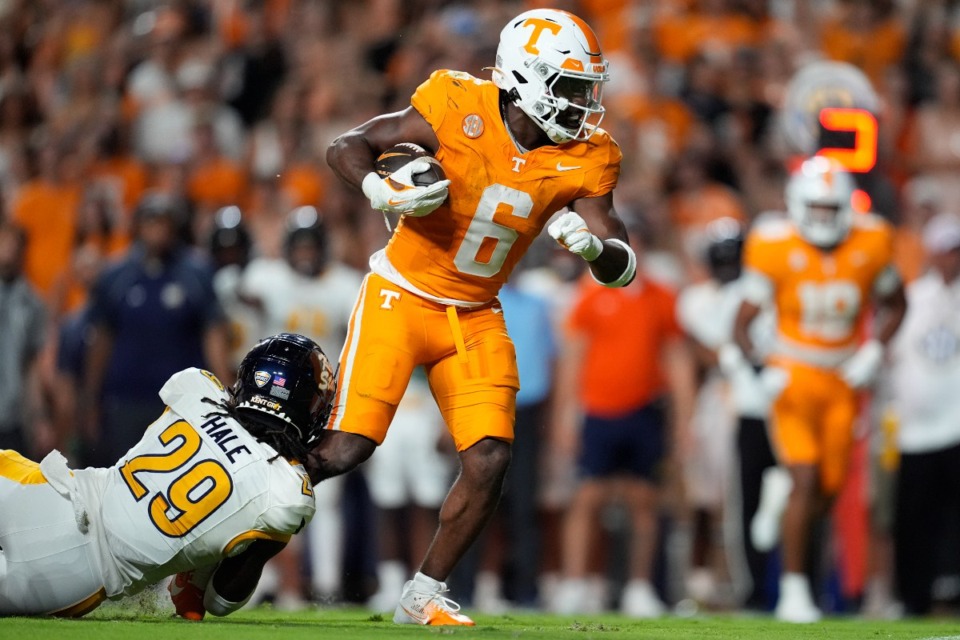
[
  {"left": 361, "top": 161, "right": 450, "bottom": 218},
  {"left": 547, "top": 211, "right": 603, "bottom": 261}
]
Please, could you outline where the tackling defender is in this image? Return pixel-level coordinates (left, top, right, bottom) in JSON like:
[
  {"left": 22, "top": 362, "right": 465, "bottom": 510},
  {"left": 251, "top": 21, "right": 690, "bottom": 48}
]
[
  {"left": 0, "top": 333, "right": 334, "bottom": 619},
  {"left": 312, "top": 8, "right": 635, "bottom": 626}
]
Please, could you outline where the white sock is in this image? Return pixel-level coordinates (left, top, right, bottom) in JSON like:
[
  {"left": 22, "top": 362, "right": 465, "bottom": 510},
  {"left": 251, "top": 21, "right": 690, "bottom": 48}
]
[{"left": 413, "top": 571, "right": 445, "bottom": 590}]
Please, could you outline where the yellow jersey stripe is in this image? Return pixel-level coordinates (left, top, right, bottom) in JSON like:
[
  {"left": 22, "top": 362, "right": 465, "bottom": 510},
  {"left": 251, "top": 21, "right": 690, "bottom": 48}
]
[
  {"left": 0, "top": 450, "right": 47, "bottom": 485},
  {"left": 223, "top": 530, "right": 291, "bottom": 556},
  {"left": 50, "top": 588, "right": 106, "bottom": 617}
]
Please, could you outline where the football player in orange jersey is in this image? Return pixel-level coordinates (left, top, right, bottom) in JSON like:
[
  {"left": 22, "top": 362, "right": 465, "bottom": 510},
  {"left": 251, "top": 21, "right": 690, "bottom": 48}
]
[
  {"left": 726, "top": 157, "right": 906, "bottom": 622},
  {"left": 311, "top": 8, "right": 635, "bottom": 626}
]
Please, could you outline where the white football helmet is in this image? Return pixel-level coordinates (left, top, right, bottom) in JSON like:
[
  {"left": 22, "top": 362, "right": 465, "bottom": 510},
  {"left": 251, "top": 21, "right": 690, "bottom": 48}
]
[
  {"left": 492, "top": 9, "right": 609, "bottom": 144},
  {"left": 785, "top": 156, "right": 856, "bottom": 248}
]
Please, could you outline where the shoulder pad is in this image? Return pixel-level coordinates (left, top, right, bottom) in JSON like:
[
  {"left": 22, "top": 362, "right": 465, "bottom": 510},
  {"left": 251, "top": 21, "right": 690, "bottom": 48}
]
[{"left": 159, "top": 367, "right": 230, "bottom": 408}]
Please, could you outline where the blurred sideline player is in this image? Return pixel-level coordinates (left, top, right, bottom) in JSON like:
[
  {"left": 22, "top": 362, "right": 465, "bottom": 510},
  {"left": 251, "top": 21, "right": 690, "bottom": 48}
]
[
  {"left": 240, "top": 207, "right": 362, "bottom": 606},
  {"left": 678, "top": 218, "right": 778, "bottom": 610},
  {"left": 208, "top": 205, "right": 261, "bottom": 368},
  {"left": 364, "top": 368, "right": 453, "bottom": 612},
  {"left": 317, "top": 8, "right": 635, "bottom": 626},
  {"left": 0, "top": 333, "right": 334, "bottom": 619},
  {"left": 729, "top": 157, "right": 906, "bottom": 622}
]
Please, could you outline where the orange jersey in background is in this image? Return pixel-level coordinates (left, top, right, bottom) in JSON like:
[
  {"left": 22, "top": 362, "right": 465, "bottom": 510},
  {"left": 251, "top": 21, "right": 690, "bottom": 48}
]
[
  {"left": 744, "top": 214, "right": 896, "bottom": 494},
  {"left": 744, "top": 214, "right": 895, "bottom": 361},
  {"left": 380, "top": 70, "right": 621, "bottom": 305}
]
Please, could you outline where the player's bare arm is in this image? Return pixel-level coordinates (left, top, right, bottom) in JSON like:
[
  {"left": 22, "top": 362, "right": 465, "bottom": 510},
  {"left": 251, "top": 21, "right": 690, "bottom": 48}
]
[
  {"left": 326, "top": 107, "right": 441, "bottom": 191},
  {"left": 732, "top": 300, "right": 762, "bottom": 357},
  {"left": 874, "top": 281, "right": 907, "bottom": 345},
  {"left": 209, "top": 539, "right": 286, "bottom": 607}
]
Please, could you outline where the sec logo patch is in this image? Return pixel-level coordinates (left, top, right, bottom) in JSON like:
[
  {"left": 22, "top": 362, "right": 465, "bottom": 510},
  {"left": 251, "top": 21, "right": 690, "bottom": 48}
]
[{"left": 462, "top": 114, "right": 484, "bottom": 138}]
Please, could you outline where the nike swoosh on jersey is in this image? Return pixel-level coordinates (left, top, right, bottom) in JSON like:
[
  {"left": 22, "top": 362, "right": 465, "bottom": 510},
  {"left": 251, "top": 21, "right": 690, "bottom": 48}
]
[{"left": 556, "top": 162, "right": 582, "bottom": 171}]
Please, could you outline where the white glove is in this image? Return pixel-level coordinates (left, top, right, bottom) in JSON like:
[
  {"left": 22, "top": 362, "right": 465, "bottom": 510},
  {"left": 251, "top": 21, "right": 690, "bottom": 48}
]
[
  {"left": 361, "top": 160, "right": 450, "bottom": 217},
  {"left": 840, "top": 339, "right": 884, "bottom": 389},
  {"left": 547, "top": 211, "right": 603, "bottom": 261},
  {"left": 718, "top": 344, "right": 788, "bottom": 415}
]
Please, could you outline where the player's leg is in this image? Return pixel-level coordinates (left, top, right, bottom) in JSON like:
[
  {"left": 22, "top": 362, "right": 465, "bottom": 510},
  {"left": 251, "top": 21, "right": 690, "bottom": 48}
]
[
  {"left": 305, "top": 475, "right": 345, "bottom": 604},
  {"left": 418, "top": 438, "right": 511, "bottom": 585},
  {"left": 311, "top": 274, "right": 421, "bottom": 482},
  {"left": 500, "top": 400, "right": 544, "bottom": 607},
  {"left": 418, "top": 303, "right": 517, "bottom": 582},
  {"left": 766, "top": 365, "right": 823, "bottom": 623},
  {"left": 0, "top": 451, "right": 105, "bottom": 616},
  {"left": 736, "top": 415, "right": 777, "bottom": 610},
  {"left": 617, "top": 401, "right": 667, "bottom": 618},
  {"left": 555, "top": 410, "right": 625, "bottom": 615},
  {"left": 894, "top": 450, "right": 940, "bottom": 615},
  {"left": 393, "top": 305, "right": 517, "bottom": 625}
]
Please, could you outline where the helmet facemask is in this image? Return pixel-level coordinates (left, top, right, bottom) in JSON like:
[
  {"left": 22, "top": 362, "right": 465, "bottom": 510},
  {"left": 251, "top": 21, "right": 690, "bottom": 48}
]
[
  {"left": 786, "top": 157, "right": 856, "bottom": 249},
  {"left": 493, "top": 9, "right": 609, "bottom": 144}
]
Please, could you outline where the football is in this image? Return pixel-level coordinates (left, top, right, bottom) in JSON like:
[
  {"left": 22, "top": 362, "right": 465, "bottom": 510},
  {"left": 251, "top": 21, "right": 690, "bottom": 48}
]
[{"left": 374, "top": 143, "right": 446, "bottom": 187}]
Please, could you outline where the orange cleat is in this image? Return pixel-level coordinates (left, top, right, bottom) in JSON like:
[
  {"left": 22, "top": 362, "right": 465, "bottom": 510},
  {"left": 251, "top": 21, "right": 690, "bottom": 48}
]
[
  {"left": 169, "top": 571, "right": 206, "bottom": 621},
  {"left": 393, "top": 578, "right": 475, "bottom": 626}
]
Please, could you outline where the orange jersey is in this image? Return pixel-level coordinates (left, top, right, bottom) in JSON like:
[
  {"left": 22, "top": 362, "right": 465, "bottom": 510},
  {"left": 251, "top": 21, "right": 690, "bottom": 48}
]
[
  {"left": 381, "top": 70, "right": 621, "bottom": 305},
  {"left": 744, "top": 214, "right": 895, "bottom": 361}
]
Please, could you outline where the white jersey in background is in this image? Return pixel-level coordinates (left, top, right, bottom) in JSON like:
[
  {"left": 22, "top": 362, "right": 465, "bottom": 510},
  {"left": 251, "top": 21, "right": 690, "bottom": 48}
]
[
  {"left": 0, "top": 368, "right": 314, "bottom": 615},
  {"left": 214, "top": 264, "right": 264, "bottom": 367},
  {"left": 887, "top": 271, "right": 960, "bottom": 453},
  {"left": 239, "top": 257, "right": 361, "bottom": 601},
  {"left": 240, "top": 259, "right": 362, "bottom": 358},
  {"left": 678, "top": 277, "right": 776, "bottom": 420}
]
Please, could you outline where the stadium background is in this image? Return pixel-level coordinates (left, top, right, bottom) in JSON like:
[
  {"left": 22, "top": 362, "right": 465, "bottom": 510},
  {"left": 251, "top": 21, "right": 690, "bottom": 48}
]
[{"left": 1, "top": 0, "right": 957, "bottom": 620}]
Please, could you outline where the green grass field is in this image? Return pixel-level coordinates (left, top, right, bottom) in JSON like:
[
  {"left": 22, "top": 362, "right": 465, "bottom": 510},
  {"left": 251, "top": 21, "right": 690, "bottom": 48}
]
[{"left": 5, "top": 598, "right": 960, "bottom": 640}]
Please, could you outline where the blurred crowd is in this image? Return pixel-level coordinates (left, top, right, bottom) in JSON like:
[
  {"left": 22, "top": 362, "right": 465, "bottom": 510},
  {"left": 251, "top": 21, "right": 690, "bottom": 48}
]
[{"left": 3, "top": 0, "right": 960, "bottom": 620}]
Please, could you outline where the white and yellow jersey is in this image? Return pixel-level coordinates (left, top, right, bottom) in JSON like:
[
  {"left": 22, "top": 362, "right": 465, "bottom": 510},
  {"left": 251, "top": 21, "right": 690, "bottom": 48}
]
[
  {"left": 240, "top": 259, "right": 362, "bottom": 358},
  {"left": 77, "top": 368, "right": 316, "bottom": 598}
]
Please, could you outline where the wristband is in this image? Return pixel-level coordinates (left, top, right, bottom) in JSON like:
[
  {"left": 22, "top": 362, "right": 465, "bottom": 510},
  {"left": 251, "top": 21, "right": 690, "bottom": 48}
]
[{"left": 590, "top": 238, "right": 637, "bottom": 288}]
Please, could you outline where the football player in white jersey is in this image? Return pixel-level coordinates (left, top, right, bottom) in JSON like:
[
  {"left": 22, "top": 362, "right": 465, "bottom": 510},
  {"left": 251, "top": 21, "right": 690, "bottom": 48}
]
[
  {"left": 0, "top": 333, "right": 335, "bottom": 619},
  {"left": 240, "top": 207, "right": 362, "bottom": 605},
  {"left": 676, "top": 218, "right": 777, "bottom": 609},
  {"left": 208, "top": 205, "right": 262, "bottom": 368}
]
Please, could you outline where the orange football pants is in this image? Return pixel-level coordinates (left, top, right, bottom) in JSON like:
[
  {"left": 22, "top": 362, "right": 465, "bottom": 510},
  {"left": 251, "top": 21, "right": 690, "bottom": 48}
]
[
  {"left": 327, "top": 273, "right": 519, "bottom": 451},
  {"left": 767, "top": 358, "right": 858, "bottom": 496}
]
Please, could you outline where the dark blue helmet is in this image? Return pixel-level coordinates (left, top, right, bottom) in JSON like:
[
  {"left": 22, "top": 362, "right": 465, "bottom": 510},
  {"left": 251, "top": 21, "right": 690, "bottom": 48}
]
[
  {"left": 705, "top": 217, "right": 744, "bottom": 284},
  {"left": 209, "top": 205, "right": 252, "bottom": 268},
  {"left": 284, "top": 206, "right": 328, "bottom": 276},
  {"left": 232, "top": 333, "right": 336, "bottom": 452}
]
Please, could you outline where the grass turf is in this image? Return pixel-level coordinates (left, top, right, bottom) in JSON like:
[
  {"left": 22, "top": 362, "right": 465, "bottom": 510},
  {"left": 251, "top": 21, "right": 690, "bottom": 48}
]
[{"left": 4, "top": 604, "right": 960, "bottom": 640}]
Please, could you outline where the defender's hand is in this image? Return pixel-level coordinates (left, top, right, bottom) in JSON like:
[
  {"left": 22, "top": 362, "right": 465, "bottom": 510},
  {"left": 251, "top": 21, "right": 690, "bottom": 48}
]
[
  {"left": 547, "top": 211, "right": 603, "bottom": 261},
  {"left": 361, "top": 162, "right": 450, "bottom": 217},
  {"left": 840, "top": 339, "right": 884, "bottom": 389}
]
